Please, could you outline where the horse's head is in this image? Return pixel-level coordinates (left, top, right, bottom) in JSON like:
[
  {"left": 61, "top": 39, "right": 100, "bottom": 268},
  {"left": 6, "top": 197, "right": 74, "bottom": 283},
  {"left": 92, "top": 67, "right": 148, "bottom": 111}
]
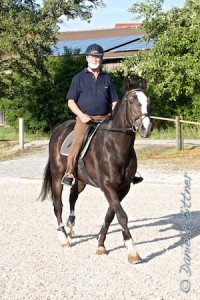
[{"left": 124, "top": 88, "right": 152, "bottom": 138}]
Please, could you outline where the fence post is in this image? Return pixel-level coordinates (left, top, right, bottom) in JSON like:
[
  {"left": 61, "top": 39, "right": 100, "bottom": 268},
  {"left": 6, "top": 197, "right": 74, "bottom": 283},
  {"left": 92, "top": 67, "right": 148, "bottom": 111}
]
[
  {"left": 19, "top": 118, "right": 24, "bottom": 150},
  {"left": 175, "top": 116, "right": 180, "bottom": 151},
  {"left": 180, "top": 116, "right": 184, "bottom": 150}
]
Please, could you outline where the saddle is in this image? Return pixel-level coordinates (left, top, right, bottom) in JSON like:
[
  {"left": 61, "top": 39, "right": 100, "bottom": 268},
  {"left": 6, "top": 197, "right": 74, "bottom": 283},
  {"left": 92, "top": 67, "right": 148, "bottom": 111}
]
[
  {"left": 60, "top": 120, "right": 101, "bottom": 157},
  {"left": 60, "top": 121, "right": 102, "bottom": 187}
]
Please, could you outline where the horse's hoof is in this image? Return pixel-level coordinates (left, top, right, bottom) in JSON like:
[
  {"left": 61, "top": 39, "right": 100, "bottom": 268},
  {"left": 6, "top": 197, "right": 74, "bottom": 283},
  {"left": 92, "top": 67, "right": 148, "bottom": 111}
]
[
  {"left": 96, "top": 246, "right": 107, "bottom": 255},
  {"left": 128, "top": 252, "right": 142, "bottom": 264},
  {"left": 57, "top": 230, "right": 70, "bottom": 247},
  {"left": 60, "top": 241, "right": 71, "bottom": 248},
  {"left": 65, "top": 226, "right": 74, "bottom": 237}
]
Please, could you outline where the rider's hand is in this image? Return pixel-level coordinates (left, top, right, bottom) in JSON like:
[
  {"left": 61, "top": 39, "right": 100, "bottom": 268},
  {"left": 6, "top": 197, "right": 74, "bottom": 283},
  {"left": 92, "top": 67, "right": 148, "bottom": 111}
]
[{"left": 79, "top": 113, "right": 92, "bottom": 124}]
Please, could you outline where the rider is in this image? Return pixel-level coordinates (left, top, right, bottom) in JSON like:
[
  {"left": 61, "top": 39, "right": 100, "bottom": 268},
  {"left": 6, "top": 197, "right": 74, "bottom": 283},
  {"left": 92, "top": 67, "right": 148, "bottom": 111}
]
[
  {"left": 62, "top": 43, "right": 143, "bottom": 186},
  {"left": 61, "top": 43, "right": 118, "bottom": 185}
]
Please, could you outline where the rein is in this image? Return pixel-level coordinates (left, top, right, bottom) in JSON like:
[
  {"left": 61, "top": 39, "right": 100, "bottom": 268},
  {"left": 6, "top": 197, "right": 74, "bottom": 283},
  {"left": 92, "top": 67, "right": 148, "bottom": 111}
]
[
  {"left": 98, "top": 125, "right": 137, "bottom": 134},
  {"left": 98, "top": 113, "right": 149, "bottom": 134}
]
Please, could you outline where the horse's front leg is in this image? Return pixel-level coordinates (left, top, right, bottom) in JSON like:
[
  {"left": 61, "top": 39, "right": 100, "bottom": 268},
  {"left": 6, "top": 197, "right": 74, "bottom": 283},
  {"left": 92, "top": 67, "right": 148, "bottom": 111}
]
[
  {"left": 96, "top": 206, "right": 115, "bottom": 255},
  {"left": 103, "top": 184, "right": 141, "bottom": 264}
]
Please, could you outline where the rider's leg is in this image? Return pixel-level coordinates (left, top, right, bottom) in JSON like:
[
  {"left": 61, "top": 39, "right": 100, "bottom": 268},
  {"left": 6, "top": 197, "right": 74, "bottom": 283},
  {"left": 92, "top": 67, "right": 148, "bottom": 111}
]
[{"left": 62, "top": 117, "right": 88, "bottom": 185}]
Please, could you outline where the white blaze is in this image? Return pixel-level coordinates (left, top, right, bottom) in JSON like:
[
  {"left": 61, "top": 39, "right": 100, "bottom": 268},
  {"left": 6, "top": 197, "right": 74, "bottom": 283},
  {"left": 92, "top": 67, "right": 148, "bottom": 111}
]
[{"left": 136, "top": 91, "right": 151, "bottom": 130}]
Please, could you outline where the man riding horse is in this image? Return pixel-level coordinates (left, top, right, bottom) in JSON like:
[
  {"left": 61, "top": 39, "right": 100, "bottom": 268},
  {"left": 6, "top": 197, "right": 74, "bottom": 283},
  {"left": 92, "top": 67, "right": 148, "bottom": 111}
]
[{"left": 61, "top": 43, "right": 143, "bottom": 186}]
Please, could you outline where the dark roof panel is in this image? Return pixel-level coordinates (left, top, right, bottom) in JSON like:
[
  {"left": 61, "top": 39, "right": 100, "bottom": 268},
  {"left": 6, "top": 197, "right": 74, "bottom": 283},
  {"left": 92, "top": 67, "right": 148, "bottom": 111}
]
[{"left": 52, "top": 34, "right": 154, "bottom": 56}]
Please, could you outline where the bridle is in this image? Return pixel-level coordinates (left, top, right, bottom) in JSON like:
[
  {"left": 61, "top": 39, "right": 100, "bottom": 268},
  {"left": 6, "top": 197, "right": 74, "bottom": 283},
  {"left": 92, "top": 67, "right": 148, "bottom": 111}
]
[{"left": 98, "top": 88, "right": 150, "bottom": 134}]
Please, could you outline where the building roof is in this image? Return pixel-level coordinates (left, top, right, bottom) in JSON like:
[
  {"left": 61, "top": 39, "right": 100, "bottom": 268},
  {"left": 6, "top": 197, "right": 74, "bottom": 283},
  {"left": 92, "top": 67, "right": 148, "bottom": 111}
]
[{"left": 52, "top": 26, "right": 154, "bottom": 60}]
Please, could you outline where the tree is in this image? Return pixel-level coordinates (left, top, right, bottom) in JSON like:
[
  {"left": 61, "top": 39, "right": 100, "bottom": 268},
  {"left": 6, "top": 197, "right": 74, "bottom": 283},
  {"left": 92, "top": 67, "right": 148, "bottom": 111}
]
[
  {"left": 124, "top": 0, "right": 200, "bottom": 121},
  {"left": 0, "top": 0, "right": 56, "bottom": 98},
  {"left": 2, "top": 47, "right": 87, "bottom": 132},
  {"left": 0, "top": 0, "right": 105, "bottom": 130}
]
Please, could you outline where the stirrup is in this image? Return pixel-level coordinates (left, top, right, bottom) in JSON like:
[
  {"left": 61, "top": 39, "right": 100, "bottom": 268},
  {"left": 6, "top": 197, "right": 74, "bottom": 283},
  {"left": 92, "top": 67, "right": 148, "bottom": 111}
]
[{"left": 61, "top": 174, "right": 75, "bottom": 186}]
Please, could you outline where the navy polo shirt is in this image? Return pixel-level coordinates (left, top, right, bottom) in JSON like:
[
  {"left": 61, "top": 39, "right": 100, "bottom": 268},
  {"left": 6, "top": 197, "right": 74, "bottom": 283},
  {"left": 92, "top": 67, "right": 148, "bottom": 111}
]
[{"left": 66, "top": 68, "right": 119, "bottom": 115}]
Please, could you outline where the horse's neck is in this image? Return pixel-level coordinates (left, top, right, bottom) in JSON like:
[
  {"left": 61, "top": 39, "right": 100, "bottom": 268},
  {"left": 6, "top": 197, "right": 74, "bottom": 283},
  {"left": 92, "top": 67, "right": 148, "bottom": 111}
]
[
  {"left": 104, "top": 102, "right": 136, "bottom": 147},
  {"left": 109, "top": 101, "right": 129, "bottom": 129}
]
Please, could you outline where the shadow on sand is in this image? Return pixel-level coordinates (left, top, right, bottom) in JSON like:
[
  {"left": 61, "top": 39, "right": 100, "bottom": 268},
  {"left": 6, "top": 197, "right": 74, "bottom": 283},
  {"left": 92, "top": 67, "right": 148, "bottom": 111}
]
[{"left": 72, "top": 211, "right": 200, "bottom": 263}]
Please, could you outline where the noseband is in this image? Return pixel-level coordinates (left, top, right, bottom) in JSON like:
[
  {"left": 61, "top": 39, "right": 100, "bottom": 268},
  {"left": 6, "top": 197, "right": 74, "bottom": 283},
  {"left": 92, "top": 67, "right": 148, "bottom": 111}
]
[{"left": 129, "top": 112, "right": 150, "bottom": 133}]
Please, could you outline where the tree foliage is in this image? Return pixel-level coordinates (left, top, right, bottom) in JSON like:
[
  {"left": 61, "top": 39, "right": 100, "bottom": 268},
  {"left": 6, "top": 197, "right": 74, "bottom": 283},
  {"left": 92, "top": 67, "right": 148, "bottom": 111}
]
[
  {"left": 2, "top": 48, "right": 86, "bottom": 131},
  {"left": 0, "top": 0, "right": 104, "bottom": 97},
  {"left": 0, "top": 0, "right": 56, "bottom": 97},
  {"left": 42, "top": 0, "right": 105, "bottom": 22},
  {"left": 125, "top": 0, "right": 200, "bottom": 121}
]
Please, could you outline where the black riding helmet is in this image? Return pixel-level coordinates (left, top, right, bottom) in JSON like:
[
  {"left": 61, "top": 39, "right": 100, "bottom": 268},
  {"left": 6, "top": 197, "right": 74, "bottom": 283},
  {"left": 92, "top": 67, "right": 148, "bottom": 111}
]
[{"left": 85, "top": 43, "right": 104, "bottom": 56}]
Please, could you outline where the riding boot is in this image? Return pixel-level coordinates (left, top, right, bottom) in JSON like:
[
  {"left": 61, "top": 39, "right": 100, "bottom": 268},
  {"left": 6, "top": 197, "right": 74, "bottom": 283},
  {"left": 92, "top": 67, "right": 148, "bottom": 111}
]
[{"left": 61, "top": 158, "right": 78, "bottom": 186}]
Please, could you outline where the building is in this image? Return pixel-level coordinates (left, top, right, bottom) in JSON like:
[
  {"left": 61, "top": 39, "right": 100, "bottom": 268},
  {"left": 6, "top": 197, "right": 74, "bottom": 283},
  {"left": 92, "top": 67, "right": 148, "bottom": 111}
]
[{"left": 52, "top": 24, "right": 154, "bottom": 68}]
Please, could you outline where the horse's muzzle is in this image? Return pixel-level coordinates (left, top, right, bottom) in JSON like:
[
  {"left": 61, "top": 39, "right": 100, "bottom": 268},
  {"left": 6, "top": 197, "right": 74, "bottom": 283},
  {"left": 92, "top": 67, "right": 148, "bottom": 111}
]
[{"left": 138, "top": 120, "right": 153, "bottom": 138}]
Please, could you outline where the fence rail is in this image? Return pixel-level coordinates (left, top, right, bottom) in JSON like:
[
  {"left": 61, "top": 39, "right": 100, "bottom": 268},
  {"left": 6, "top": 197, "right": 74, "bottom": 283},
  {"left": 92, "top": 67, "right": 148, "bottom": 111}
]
[
  {"left": 151, "top": 116, "right": 200, "bottom": 150},
  {"left": 1, "top": 117, "right": 199, "bottom": 151}
]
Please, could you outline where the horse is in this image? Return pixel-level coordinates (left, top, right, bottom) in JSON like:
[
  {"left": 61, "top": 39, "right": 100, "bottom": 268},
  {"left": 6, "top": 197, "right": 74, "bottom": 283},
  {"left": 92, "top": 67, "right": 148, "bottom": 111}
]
[{"left": 39, "top": 85, "right": 152, "bottom": 264}]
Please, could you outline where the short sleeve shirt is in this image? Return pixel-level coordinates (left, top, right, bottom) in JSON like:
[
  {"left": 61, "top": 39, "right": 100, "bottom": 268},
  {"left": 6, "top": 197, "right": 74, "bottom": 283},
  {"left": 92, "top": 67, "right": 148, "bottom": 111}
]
[{"left": 66, "top": 68, "right": 119, "bottom": 115}]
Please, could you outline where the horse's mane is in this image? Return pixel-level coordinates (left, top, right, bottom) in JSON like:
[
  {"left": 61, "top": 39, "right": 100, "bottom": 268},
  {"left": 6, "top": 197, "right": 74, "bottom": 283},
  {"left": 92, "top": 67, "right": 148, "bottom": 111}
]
[{"left": 105, "top": 95, "right": 124, "bottom": 123}]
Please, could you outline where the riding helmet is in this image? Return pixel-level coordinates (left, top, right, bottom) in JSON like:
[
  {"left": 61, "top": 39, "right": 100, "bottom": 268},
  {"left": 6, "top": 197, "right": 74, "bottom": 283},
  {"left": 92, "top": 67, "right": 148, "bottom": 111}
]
[{"left": 85, "top": 44, "right": 104, "bottom": 56}]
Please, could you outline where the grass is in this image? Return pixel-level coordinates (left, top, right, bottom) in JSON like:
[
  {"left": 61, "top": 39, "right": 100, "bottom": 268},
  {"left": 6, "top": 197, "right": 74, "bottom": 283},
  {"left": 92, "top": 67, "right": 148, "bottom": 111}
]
[
  {"left": 0, "top": 125, "right": 50, "bottom": 141},
  {"left": 149, "top": 126, "right": 200, "bottom": 140},
  {"left": 1, "top": 124, "right": 200, "bottom": 141}
]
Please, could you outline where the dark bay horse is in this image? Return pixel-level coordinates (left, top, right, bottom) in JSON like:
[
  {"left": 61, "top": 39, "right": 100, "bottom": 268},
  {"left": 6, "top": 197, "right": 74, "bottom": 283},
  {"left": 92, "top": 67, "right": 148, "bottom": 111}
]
[{"left": 39, "top": 87, "right": 152, "bottom": 263}]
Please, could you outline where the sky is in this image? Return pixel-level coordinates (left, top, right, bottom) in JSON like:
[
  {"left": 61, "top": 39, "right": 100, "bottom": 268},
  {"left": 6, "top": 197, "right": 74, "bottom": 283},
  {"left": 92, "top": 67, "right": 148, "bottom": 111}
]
[{"left": 36, "top": 0, "right": 185, "bottom": 32}]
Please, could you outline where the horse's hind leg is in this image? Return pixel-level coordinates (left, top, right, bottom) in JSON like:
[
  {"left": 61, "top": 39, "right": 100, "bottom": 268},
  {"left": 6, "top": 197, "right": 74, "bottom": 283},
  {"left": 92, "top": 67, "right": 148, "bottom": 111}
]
[
  {"left": 51, "top": 175, "right": 70, "bottom": 247},
  {"left": 96, "top": 206, "right": 115, "bottom": 255},
  {"left": 65, "top": 180, "right": 86, "bottom": 237}
]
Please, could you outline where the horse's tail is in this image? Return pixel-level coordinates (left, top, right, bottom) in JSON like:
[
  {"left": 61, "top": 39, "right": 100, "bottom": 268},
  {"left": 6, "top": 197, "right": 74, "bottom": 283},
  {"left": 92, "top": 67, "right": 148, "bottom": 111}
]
[{"left": 38, "top": 159, "right": 52, "bottom": 201}]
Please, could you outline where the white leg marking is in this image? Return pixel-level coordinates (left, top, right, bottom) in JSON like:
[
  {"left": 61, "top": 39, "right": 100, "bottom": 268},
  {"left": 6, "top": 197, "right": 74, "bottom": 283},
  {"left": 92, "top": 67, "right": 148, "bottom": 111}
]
[
  {"left": 124, "top": 239, "right": 136, "bottom": 253},
  {"left": 57, "top": 231, "right": 68, "bottom": 246}
]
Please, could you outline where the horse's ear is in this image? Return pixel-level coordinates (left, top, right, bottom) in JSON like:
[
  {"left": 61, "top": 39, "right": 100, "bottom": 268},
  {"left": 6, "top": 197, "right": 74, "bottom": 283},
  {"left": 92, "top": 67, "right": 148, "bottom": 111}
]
[
  {"left": 139, "top": 78, "right": 147, "bottom": 90},
  {"left": 130, "top": 78, "right": 147, "bottom": 90},
  {"left": 123, "top": 77, "right": 131, "bottom": 92},
  {"left": 123, "top": 76, "right": 147, "bottom": 91}
]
